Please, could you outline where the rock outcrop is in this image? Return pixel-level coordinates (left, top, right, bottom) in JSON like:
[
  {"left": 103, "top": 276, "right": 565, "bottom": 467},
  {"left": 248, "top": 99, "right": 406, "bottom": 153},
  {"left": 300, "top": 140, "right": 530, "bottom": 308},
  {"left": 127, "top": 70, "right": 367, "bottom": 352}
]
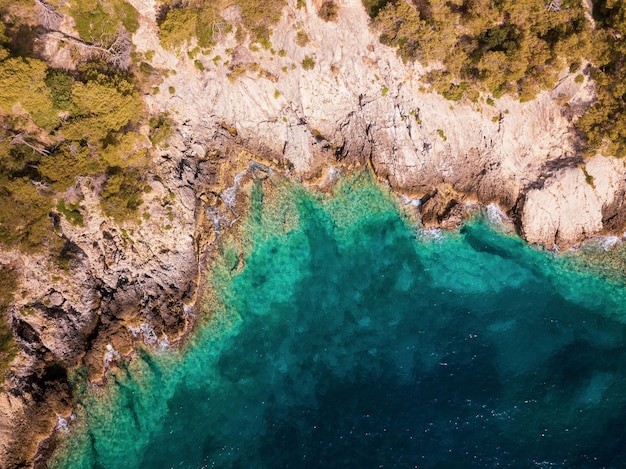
[
  {"left": 0, "top": 132, "right": 250, "bottom": 467},
  {"left": 126, "top": 0, "right": 625, "bottom": 247},
  {"left": 521, "top": 155, "right": 626, "bottom": 247}
]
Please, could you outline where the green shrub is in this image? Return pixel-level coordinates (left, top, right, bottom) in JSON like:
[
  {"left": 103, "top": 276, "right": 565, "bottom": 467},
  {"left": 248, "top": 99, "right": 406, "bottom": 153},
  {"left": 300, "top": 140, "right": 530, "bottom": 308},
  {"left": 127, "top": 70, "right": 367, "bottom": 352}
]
[
  {"left": 318, "top": 1, "right": 339, "bottom": 21},
  {"left": 40, "top": 144, "right": 104, "bottom": 191},
  {"left": 367, "top": 0, "right": 591, "bottom": 103},
  {"left": 101, "top": 168, "right": 146, "bottom": 221},
  {"left": 296, "top": 30, "right": 309, "bottom": 47},
  {"left": 66, "top": 0, "right": 139, "bottom": 42},
  {"left": 57, "top": 199, "right": 84, "bottom": 226},
  {"left": 149, "top": 112, "right": 173, "bottom": 145},
  {"left": 0, "top": 265, "right": 17, "bottom": 380},
  {"left": 60, "top": 77, "right": 142, "bottom": 145},
  {"left": 0, "top": 177, "right": 55, "bottom": 252},
  {"left": 45, "top": 69, "right": 75, "bottom": 112},
  {"left": 228, "top": 63, "right": 248, "bottom": 81},
  {"left": 0, "top": 57, "right": 58, "bottom": 131},
  {"left": 302, "top": 55, "right": 315, "bottom": 70},
  {"left": 580, "top": 164, "right": 595, "bottom": 187},
  {"left": 159, "top": 8, "right": 198, "bottom": 51}
]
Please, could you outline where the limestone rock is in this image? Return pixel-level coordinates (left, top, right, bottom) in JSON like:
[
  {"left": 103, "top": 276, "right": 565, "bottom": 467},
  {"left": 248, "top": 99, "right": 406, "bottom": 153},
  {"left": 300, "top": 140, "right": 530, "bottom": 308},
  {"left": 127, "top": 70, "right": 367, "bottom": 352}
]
[
  {"left": 522, "top": 156, "right": 626, "bottom": 247},
  {"left": 131, "top": 0, "right": 602, "bottom": 244}
]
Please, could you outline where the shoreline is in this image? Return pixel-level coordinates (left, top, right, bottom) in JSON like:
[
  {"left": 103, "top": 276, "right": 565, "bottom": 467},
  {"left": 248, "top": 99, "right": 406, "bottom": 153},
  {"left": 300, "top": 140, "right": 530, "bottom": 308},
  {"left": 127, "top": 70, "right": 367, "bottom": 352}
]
[
  {"left": 34, "top": 160, "right": 626, "bottom": 468},
  {"left": 31, "top": 159, "right": 626, "bottom": 466}
]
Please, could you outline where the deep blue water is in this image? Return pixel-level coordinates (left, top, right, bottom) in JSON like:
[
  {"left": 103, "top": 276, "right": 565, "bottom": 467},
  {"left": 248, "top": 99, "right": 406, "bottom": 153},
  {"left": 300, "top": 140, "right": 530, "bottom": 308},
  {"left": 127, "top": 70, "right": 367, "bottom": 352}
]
[{"left": 52, "top": 173, "right": 626, "bottom": 468}]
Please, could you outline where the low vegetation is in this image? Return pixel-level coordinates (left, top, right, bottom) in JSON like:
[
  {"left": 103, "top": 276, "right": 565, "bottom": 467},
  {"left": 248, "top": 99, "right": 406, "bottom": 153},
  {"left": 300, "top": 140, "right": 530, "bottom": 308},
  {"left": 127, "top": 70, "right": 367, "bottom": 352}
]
[
  {"left": 318, "top": 1, "right": 339, "bottom": 21},
  {"left": 302, "top": 55, "right": 316, "bottom": 70},
  {"left": 368, "top": 0, "right": 590, "bottom": 102},
  {"left": 63, "top": 0, "right": 139, "bottom": 43},
  {"left": 0, "top": 5, "right": 153, "bottom": 253},
  {"left": 576, "top": 0, "right": 626, "bottom": 157},
  {"left": 0, "top": 265, "right": 17, "bottom": 381},
  {"left": 157, "top": 0, "right": 285, "bottom": 51},
  {"left": 365, "top": 0, "right": 626, "bottom": 157}
]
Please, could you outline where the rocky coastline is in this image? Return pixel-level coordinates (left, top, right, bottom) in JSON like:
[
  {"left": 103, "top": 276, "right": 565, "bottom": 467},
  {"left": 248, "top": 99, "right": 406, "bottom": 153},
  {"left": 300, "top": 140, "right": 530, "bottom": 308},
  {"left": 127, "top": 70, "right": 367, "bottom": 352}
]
[{"left": 2, "top": 0, "right": 626, "bottom": 467}]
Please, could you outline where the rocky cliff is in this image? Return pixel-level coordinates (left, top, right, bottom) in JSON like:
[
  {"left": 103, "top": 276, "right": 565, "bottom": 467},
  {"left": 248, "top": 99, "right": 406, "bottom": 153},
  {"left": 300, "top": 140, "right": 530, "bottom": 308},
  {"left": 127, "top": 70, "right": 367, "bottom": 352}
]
[
  {"left": 2, "top": 0, "right": 626, "bottom": 467},
  {"left": 128, "top": 0, "right": 625, "bottom": 247}
]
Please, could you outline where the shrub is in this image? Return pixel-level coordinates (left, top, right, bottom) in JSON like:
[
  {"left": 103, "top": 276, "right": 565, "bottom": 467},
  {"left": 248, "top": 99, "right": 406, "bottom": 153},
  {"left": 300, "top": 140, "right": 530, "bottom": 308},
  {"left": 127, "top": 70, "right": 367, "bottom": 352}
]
[
  {"left": 367, "top": 0, "right": 591, "bottom": 103},
  {"left": 228, "top": 63, "right": 248, "bottom": 81},
  {"left": 318, "top": 1, "right": 339, "bottom": 21},
  {"left": 149, "top": 112, "right": 174, "bottom": 145},
  {"left": 0, "top": 177, "right": 55, "bottom": 252},
  {"left": 45, "top": 69, "right": 75, "bottom": 112},
  {"left": 57, "top": 199, "right": 84, "bottom": 226},
  {"left": 66, "top": 0, "right": 139, "bottom": 42},
  {"left": 296, "top": 30, "right": 309, "bottom": 47},
  {"left": 158, "top": 7, "right": 198, "bottom": 51},
  {"left": 39, "top": 144, "right": 104, "bottom": 191},
  {"left": 302, "top": 55, "right": 315, "bottom": 70},
  {"left": 0, "top": 57, "right": 58, "bottom": 131},
  {"left": 0, "top": 265, "right": 17, "bottom": 380},
  {"left": 100, "top": 168, "right": 147, "bottom": 221}
]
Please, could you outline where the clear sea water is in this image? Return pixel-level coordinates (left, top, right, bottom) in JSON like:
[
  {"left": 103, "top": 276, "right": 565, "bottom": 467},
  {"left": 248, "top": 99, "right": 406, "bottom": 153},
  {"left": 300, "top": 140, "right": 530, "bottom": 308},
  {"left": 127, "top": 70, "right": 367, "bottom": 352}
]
[{"left": 51, "top": 172, "right": 626, "bottom": 468}]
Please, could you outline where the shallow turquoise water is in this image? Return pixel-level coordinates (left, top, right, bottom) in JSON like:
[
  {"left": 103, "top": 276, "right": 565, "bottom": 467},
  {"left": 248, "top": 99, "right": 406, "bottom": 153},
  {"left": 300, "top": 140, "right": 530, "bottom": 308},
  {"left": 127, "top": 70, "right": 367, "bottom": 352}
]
[{"left": 53, "top": 173, "right": 626, "bottom": 468}]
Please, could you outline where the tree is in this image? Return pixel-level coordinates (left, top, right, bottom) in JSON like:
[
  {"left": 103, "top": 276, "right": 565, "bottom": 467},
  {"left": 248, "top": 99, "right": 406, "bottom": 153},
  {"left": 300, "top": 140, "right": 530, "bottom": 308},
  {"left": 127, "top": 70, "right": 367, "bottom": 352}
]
[{"left": 0, "top": 57, "right": 58, "bottom": 130}]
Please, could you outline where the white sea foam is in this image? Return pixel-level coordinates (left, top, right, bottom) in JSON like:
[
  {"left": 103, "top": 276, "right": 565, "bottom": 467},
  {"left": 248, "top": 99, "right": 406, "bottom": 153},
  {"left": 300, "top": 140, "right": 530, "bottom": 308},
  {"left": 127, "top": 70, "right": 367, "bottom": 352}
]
[
  {"left": 580, "top": 235, "right": 623, "bottom": 253},
  {"left": 486, "top": 203, "right": 511, "bottom": 227},
  {"left": 158, "top": 335, "right": 171, "bottom": 351},
  {"left": 325, "top": 165, "right": 340, "bottom": 184},
  {"left": 130, "top": 323, "right": 170, "bottom": 350},
  {"left": 140, "top": 323, "right": 158, "bottom": 346},
  {"left": 56, "top": 414, "right": 70, "bottom": 434},
  {"left": 418, "top": 227, "right": 444, "bottom": 241},
  {"left": 206, "top": 207, "right": 223, "bottom": 234},
  {"left": 399, "top": 194, "right": 421, "bottom": 209},
  {"left": 103, "top": 344, "right": 121, "bottom": 369},
  {"left": 599, "top": 235, "right": 622, "bottom": 250},
  {"left": 221, "top": 169, "right": 248, "bottom": 208}
]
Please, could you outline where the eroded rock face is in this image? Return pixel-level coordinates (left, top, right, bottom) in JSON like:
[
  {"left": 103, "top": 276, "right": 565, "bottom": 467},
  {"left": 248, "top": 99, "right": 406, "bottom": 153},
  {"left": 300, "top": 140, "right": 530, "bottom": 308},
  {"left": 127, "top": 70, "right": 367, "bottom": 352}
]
[
  {"left": 125, "top": 0, "right": 625, "bottom": 246},
  {"left": 0, "top": 132, "right": 251, "bottom": 467},
  {"left": 522, "top": 156, "right": 626, "bottom": 248}
]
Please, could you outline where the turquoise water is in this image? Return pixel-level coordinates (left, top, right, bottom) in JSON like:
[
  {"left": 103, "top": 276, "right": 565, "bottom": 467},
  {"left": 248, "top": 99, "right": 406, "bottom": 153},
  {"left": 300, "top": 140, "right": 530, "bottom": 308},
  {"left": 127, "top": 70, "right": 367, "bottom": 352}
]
[{"left": 53, "top": 173, "right": 626, "bottom": 468}]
